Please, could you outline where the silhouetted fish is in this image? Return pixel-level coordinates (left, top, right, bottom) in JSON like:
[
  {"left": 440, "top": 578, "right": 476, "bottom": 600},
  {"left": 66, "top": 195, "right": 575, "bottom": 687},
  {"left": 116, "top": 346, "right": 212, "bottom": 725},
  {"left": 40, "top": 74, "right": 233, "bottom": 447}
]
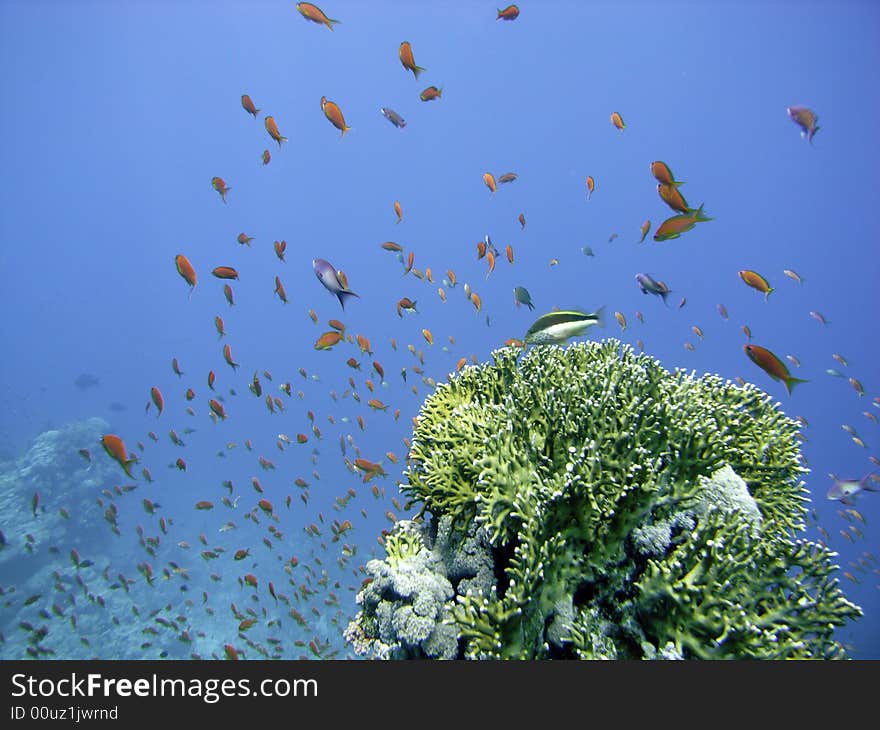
[{"left": 74, "top": 373, "right": 100, "bottom": 389}]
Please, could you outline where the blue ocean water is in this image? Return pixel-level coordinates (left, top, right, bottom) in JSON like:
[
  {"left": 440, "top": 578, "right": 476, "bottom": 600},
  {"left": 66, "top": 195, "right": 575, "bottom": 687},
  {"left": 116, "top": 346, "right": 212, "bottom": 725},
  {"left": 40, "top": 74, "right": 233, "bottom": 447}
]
[{"left": 0, "top": 0, "right": 877, "bottom": 659}]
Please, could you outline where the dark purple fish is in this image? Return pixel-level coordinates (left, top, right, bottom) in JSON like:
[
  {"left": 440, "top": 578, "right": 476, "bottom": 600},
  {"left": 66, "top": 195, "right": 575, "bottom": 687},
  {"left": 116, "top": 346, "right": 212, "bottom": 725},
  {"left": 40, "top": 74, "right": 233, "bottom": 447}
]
[
  {"left": 74, "top": 373, "right": 100, "bottom": 389},
  {"left": 313, "top": 258, "right": 360, "bottom": 309},
  {"left": 380, "top": 107, "right": 406, "bottom": 128},
  {"left": 787, "top": 106, "right": 819, "bottom": 144},
  {"left": 635, "top": 273, "right": 671, "bottom": 305}
]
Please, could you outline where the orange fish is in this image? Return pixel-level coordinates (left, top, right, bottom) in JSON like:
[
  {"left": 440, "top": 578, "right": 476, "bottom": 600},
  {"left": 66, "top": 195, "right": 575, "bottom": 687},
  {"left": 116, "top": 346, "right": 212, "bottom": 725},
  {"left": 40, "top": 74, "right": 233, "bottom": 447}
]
[
  {"left": 274, "top": 240, "right": 287, "bottom": 262},
  {"left": 586, "top": 175, "right": 595, "bottom": 199},
  {"left": 237, "top": 232, "right": 254, "bottom": 247},
  {"left": 241, "top": 94, "right": 259, "bottom": 118},
  {"left": 657, "top": 183, "right": 691, "bottom": 214},
  {"left": 505, "top": 244, "right": 514, "bottom": 263},
  {"left": 497, "top": 4, "right": 520, "bottom": 20},
  {"left": 211, "top": 176, "right": 230, "bottom": 204},
  {"left": 394, "top": 200, "right": 402, "bottom": 223},
  {"left": 172, "top": 357, "right": 184, "bottom": 376},
  {"left": 404, "top": 251, "right": 414, "bottom": 275},
  {"left": 264, "top": 115, "right": 288, "bottom": 147},
  {"left": 738, "top": 270, "right": 774, "bottom": 300},
  {"left": 212, "top": 266, "right": 239, "bottom": 280},
  {"left": 354, "top": 458, "right": 387, "bottom": 481},
  {"left": 650, "top": 161, "right": 683, "bottom": 187},
  {"left": 214, "top": 315, "right": 225, "bottom": 338},
  {"left": 382, "top": 241, "right": 403, "bottom": 252},
  {"left": 101, "top": 435, "right": 136, "bottom": 478},
  {"left": 518, "top": 213, "right": 526, "bottom": 229},
  {"left": 422, "top": 328, "right": 433, "bottom": 345},
  {"left": 150, "top": 387, "right": 164, "bottom": 416},
  {"left": 209, "top": 399, "right": 226, "bottom": 420},
  {"left": 477, "top": 241, "right": 487, "bottom": 259},
  {"left": 321, "top": 96, "right": 351, "bottom": 136},
  {"left": 419, "top": 86, "right": 442, "bottom": 101},
  {"left": 744, "top": 344, "right": 808, "bottom": 394},
  {"left": 639, "top": 220, "right": 650, "bottom": 243},
  {"left": 611, "top": 111, "right": 625, "bottom": 130},
  {"left": 223, "top": 343, "right": 239, "bottom": 370},
  {"left": 261, "top": 149, "right": 271, "bottom": 165},
  {"left": 486, "top": 250, "right": 496, "bottom": 278},
  {"left": 447, "top": 269, "right": 457, "bottom": 286},
  {"left": 223, "top": 283, "right": 235, "bottom": 306},
  {"left": 399, "top": 41, "right": 425, "bottom": 78},
  {"left": 175, "top": 254, "right": 197, "bottom": 294},
  {"left": 296, "top": 2, "right": 340, "bottom": 31},
  {"left": 314, "top": 331, "right": 343, "bottom": 350},
  {"left": 275, "top": 276, "right": 288, "bottom": 303},
  {"left": 483, "top": 172, "right": 497, "bottom": 193},
  {"left": 471, "top": 292, "right": 482, "bottom": 313}
]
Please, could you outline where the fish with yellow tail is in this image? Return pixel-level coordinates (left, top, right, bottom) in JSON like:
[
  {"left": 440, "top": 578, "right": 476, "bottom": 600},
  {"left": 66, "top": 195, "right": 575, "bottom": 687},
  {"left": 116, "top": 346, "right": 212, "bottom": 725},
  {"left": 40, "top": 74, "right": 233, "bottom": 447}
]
[{"left": 744, "top": 344, "right": 808, "bottom": 395}]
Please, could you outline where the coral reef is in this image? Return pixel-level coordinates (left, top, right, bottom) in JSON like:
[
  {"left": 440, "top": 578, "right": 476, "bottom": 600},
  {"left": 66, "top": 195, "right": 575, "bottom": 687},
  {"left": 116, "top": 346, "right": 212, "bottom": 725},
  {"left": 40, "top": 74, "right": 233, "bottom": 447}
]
[{"left": 347, "top": 341, "right": 862, "bottom": 659}]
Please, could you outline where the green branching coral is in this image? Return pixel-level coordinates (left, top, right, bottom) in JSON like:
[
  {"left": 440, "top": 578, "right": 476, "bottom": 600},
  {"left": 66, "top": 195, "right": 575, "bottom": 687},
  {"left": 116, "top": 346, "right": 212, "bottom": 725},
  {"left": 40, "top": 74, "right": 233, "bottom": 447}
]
[{"left": 348, "top": 340, "right": 861, "bottom": 659}]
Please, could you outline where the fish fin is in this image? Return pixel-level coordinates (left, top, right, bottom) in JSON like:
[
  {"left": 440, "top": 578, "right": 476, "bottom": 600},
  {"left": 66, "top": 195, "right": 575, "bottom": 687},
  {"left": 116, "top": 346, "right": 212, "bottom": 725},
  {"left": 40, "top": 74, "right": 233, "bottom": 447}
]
[
  {"left": 861, "top": 473, "right": 879, "bottom": 491},
  {"left": 414, "top": 65, "right": 426, "bottom": 79},
  {"left": 337, "top": 290, "right": 360, "bottom": 309},
  {"left": 784, "top": 376, "right": 809, "bottom": 395},
  {"left": 593, "top": 305, "right": 606, "bottom": 328},
  {"left": 686, "top": 203, "right": 713, "bottom": 222}
]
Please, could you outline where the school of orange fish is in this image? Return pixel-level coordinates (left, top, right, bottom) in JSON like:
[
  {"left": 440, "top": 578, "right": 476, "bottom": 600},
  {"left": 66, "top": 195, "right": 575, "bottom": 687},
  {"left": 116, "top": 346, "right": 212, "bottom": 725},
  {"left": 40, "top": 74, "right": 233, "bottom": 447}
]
[{"left": 4, "top": 3, "right": 877, "bottom": 660}]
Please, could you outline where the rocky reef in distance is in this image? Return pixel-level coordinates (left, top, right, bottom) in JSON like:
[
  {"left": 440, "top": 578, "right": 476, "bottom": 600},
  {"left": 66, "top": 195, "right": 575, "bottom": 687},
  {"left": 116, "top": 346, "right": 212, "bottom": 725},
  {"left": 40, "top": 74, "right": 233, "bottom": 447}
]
[{"left": 346, "top": 340, "right": 862, "bottom": 659}]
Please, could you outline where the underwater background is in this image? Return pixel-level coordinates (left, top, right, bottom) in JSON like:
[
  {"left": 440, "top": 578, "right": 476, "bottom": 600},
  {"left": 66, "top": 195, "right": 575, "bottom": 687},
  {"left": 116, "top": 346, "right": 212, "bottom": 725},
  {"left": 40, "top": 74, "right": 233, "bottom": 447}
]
[{"left": 0, "top": 0, "right": 877, "bottom": 659}]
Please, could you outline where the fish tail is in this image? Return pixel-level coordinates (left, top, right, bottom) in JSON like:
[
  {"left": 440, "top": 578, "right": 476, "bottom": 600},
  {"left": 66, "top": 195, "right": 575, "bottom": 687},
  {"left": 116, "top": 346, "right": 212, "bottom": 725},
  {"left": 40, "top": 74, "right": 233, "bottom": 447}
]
[
  {"left": 327, "top": 18, "right": 340, "bottom": 30},
  {"left": 527, "top": 302, "right": 535, "bottom": 311},
  {"left": 414, "top": 65, "right": 426, "bottom": 79},
  {"left": 809, "top": 126, "right": 819, "bottom": 144},
  {"left": 784, "top": 376, "right": 809, "bottom": 395},
  {"left": 337, "top": 290, "right": 360, "bottom": 309},
  {"left": 691, "top": 203, "right": 713, "bottom": 222},
  {"left": 593, "top": 305, "right": 606, "bottom": 328}
]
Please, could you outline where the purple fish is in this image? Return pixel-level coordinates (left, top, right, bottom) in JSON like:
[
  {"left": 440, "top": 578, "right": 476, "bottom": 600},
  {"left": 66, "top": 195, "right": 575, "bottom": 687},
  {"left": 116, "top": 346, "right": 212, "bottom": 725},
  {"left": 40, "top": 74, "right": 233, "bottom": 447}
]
[
  {"left": 787, "top": 106, "right": 820, "bottom": 144},
  {"left": 827, "top": 473, "right": 879, "bottom": 506},
  {"left": 313, "top": 258, "right": 360, "bottom": 309},
  {"left": 380, "top": 107, "right": 406, "bottom": 128},
  {"left": 635, "top": 273, "right": 671, "bottom": 305}
]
